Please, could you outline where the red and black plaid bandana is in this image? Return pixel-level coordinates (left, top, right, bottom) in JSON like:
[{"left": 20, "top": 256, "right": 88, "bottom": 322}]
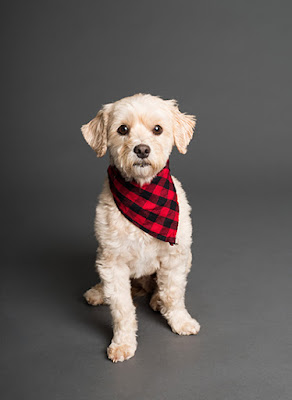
[{"left": 107, "top": 161, "right": 179, "bottom": 245}]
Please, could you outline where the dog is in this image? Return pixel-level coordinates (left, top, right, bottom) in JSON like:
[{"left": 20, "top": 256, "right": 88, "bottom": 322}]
[{"left": 81, "top": 93, "right": 200, "bottom": 362}]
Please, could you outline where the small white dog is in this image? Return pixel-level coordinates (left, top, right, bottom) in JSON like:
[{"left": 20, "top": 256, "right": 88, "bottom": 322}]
[{"left": 82, "top": 93, "right": 200, "bottom": 362}]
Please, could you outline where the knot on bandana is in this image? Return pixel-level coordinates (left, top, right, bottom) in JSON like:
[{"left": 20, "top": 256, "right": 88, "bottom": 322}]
[{"left": 107, "top": 160, "right": 179, "bottom": 245}]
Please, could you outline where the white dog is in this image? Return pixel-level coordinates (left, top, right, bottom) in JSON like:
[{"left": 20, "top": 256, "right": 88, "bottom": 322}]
[{"left": 82, "top": 93, "right": 200, "bottom": 362}]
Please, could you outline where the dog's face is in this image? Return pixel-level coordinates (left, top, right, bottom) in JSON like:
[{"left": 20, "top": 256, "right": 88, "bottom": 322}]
[{"left": 81, "top": 94, "right": 196, "bottom": 185}]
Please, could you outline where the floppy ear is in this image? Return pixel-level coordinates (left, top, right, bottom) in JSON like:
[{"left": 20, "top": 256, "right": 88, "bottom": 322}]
[
  {"left": 81, "top": 103, "right": 112, "bottom": 157},
  {"left": 167, "top": 100, "right": 196, "bottom": 154}
]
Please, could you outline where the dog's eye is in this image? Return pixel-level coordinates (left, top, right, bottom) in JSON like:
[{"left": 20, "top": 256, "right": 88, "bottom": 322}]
[
  {"left": 117, "top": 125, "right": 129, "bottom": 135},
  {"left": 153, "top": 125, "right": 163, "bottom": 135}
]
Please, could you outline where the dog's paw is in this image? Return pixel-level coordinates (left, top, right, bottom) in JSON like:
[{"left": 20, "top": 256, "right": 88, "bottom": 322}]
[
  {"left": 83, "top": 286, "right": 104, "bottom": 306},
  {"left": 171, "top": 317, "right": 201, "bottom": 336},
  {"left": 149, "top": 292, "right": 161, "bottom": 312},
  {"left": 107, "top": 343, "right": 136, "bottom": 363}
]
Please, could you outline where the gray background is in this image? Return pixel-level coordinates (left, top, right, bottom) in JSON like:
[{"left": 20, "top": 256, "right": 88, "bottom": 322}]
[{"left": 1, "top": 1, "right": 292, "bottom": 399}]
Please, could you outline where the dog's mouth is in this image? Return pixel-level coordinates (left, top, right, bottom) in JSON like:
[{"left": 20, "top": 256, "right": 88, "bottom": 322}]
[{"left": 133, "top": 161, "right": 151, "bottom": 168}]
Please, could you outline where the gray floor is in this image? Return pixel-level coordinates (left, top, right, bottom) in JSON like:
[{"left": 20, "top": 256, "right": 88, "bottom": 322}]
[{"left": 2, "top": 191, "right": 291, "bottom": 400}]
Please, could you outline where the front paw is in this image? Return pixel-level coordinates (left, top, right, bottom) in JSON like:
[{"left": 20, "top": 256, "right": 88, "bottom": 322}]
[
  {"left": 107, "top": 343, "right": 136, "bottom": 363},
  {"left": 170, "top": 316, "right": 201, "bottom": 335}
]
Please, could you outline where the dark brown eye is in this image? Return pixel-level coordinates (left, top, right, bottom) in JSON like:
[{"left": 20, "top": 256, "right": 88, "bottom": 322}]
[
  {"left": 117, "top": 124, "right": 129, "bottom": 135},
  {"left": 153, "top": 125, "right": 163, "bottom": 135}
]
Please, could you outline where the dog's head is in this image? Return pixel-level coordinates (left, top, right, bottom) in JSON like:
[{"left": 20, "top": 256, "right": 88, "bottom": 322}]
[{"left": 81, "top": 94, "right": 196, "bottom": 185}]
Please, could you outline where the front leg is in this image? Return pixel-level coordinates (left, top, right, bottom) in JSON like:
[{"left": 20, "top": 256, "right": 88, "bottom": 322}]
[
  {"left": 156, "top": 251, "right": 200, "bottom": 335},
  {"left": 98, "top": 259, "right": 137, "bottom": 362}
]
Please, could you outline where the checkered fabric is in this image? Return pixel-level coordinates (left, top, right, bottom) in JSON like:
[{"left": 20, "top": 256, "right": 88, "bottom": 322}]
[{"left": 107, "top": 160, "right": 179, "bottom": 245}]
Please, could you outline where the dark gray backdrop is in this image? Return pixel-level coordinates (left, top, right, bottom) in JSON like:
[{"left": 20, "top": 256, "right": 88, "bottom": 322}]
[{"left": 2, "top": 1, "right": 291, "bottom": 399}]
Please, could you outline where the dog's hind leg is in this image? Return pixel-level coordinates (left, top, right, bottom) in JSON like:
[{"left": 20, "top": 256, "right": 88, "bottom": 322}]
[
  {"left": 131, "top": 274, "right": 156, "bottom": 298},
  {"left": 85, "top": 274, "right": 157, "bottom": 305},
  {"left": 150, "top": 288, "right": 161, "bottom": 311},
  {"left": 83, "top": 282, "right": 108, "bottom": 306}
]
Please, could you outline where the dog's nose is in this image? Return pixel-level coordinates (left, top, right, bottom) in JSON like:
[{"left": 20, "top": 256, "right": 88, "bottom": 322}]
[{"left": 133, "top": 144, "right": 151, "bottom": 159}]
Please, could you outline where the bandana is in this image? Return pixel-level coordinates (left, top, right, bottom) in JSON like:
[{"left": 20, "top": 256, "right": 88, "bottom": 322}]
[{"left": 107, "top": 161, "right": 179, "bottom": 245}]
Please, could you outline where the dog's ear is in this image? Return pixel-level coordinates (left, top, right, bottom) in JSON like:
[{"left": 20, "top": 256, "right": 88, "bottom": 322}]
[
  {"left": 167, "top": 100, "right": 196, "bottom": 154},
  {"left": 81, "top": 103, "right": 112, "bottom": 157}
]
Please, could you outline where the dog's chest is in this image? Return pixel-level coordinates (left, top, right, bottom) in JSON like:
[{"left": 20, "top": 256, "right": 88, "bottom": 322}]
[
  {"left": 127, "top": 240, "right": 160, "bottom": 278},
  {"left": 111, "top": 212, "right": 161, "bottom": 277}
]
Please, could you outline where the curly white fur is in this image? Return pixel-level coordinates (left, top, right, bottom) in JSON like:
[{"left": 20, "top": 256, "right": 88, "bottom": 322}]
[{"left": 82, "top": 93, "right": 200, "bottom": 362}]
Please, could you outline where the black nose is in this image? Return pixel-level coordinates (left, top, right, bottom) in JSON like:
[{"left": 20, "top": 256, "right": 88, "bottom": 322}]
[{"left": 133, "top": 144, "right": 151, "bottom": 159}]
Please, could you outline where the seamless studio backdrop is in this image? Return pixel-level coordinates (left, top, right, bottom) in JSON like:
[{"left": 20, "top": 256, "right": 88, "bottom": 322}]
[{"left": 1, "top": 1, "right": 292, "bottom": 400}]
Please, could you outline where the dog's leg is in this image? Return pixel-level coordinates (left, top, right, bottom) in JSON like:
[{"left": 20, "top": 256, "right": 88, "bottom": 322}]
[
  {"left": 131, "top": 274, "right": 156, "bottom": 297},
  {"left": 149, "top": 287, "right": 160, "bottom": 311},
  {"left": 99, "top": 260, "right": 137, "bottom": 363},
  {"left": 156, "top": 250, "right": 200, "bottom": 335},
  {"left": 83, "top": 282, "right": 108, "bottom": 306},
  {"left": 84, "top": 275, "right": 156, "bottom": 306}
]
